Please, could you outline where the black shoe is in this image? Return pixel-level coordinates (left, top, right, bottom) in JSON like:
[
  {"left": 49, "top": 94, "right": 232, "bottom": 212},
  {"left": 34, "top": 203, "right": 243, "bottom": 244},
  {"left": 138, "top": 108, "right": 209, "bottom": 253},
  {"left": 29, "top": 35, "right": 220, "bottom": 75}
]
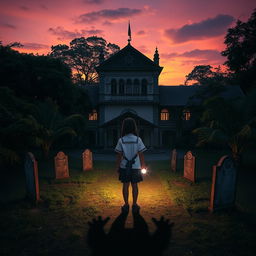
[
  {"left": 121, "top": 204, "right": 129, "bottom": 213},
  {"left": 132, "top": 204, "right": 140, "bottom": 213}
]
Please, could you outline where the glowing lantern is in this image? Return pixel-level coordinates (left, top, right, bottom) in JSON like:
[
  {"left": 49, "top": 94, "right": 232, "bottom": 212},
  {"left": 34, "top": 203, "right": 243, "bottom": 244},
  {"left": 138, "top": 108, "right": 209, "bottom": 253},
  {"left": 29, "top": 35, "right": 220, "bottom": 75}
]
[{"left": 141, "top": 168, "right": 147, "bottom": 174}]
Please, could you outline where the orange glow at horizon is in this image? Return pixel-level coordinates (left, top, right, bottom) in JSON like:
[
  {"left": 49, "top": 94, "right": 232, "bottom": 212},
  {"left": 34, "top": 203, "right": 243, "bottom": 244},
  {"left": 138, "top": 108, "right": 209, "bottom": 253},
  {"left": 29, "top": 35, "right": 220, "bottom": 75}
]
[{"left": 0, "top": 0, "right": 254, "bottom": 85}]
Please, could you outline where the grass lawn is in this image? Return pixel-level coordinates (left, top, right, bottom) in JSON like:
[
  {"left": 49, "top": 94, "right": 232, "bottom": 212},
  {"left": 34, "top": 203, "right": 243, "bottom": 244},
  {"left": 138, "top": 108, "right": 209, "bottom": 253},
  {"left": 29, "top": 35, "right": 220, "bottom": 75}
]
[{"left": 0, "top": 150, "right": 256, "bottom": 256}]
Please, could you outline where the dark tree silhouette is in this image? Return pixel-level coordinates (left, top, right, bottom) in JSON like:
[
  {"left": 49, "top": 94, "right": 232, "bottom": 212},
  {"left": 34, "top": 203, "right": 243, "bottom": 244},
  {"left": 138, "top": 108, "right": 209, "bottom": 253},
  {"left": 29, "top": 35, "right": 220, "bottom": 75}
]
[
  {"left": 184, "top": 65, "right": 228, "bottom": 86},
  {"left": 222, "top": 9, "right": 256, "bottom": 93},
  {"left": 50, "top": 36, "right": 120, "bottom": 84},
  {"left": 0, "top": 43, "right": 91, "bottom": 115}
]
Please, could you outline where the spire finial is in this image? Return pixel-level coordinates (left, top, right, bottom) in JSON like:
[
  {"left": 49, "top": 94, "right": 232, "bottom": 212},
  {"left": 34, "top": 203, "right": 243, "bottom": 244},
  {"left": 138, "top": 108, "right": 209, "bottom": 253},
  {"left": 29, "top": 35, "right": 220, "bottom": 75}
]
[
  {"left": 154, "top": 46, "right": 160, "bottom": 65},
  {"left": 128, "top": 21, "right": 131, "bottom": 44}
]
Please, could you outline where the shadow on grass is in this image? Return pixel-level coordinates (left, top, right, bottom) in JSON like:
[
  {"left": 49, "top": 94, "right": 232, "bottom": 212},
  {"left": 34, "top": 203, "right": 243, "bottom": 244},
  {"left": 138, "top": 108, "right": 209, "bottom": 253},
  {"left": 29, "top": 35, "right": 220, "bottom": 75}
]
[{"left": 87, "top": 212, "right": 174, "bottom": 256}]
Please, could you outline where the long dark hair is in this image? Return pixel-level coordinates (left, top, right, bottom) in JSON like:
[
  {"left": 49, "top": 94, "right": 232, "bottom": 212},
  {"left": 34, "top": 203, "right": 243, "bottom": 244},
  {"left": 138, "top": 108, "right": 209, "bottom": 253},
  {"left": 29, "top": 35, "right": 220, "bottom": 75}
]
[{"left": 121, "top": 117, "right": 138, "bottom": 137}]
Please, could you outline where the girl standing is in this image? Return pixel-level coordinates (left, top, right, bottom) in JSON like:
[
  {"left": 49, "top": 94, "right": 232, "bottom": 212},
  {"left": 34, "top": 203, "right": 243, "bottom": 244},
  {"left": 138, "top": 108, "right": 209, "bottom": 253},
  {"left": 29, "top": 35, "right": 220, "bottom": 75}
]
[{"left": 115, "top": 117, "right": 147, "bottom": 213}]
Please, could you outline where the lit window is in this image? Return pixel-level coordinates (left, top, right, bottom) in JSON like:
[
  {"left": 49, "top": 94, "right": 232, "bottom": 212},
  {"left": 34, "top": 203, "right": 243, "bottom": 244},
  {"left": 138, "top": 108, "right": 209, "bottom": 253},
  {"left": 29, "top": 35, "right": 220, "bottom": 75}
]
[
  {"left": 160, "top": 109, "right": 169, "bottom": 120},
  {"left": 183, "top": 109, "right": 191, "bottom": 120},
  {"left": 89, "top": 109, "right": 97, "bottom": 120}
]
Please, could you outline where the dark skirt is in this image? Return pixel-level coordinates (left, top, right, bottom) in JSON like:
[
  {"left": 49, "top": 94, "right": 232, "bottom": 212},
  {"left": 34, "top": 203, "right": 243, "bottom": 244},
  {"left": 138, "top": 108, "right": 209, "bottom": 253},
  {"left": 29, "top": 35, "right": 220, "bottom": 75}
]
[{"left": 118, "top": 168, "right": 143, "bottom": 183}]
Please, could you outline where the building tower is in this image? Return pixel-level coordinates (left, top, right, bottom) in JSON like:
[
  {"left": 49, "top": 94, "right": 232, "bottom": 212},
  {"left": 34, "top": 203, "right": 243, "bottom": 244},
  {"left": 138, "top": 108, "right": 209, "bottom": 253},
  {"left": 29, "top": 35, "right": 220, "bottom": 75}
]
[{"left": 154, "top": 47, "right": 159, "bottom": 66}]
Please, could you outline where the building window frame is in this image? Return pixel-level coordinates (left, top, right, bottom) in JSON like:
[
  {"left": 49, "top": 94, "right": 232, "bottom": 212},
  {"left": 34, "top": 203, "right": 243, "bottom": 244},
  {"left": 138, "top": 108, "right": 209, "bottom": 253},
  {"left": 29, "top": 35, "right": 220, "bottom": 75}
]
[
  {"left": 141, "top": 79, "right": 148, "bottom": 95},
  {"left": 111, "top": 79, "right": 117, "bottom": 95},
  {"left": 126, "top": 79, "right": 132, "bottom": 95},
  {"left": 182, "top": 109, "right": 191, "bottom": 121},
  {"left": 160, "top": 108, "right": 169, "bottom": 121},
  {"left": 133, "top": 79, "right": 140, "bottom": 95},
  {"left": 89, "top": 109, "right": 98, "bottom": 121},
  {"left": 119, "top": 79, "right": 125, "bottom": 95}
]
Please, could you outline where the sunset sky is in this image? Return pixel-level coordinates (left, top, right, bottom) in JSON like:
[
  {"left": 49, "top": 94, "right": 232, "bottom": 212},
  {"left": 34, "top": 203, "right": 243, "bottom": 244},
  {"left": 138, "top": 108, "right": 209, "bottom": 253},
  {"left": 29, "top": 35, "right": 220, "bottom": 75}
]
[{"left": 0, "top": 0, "right": 255, "bottom": 85}]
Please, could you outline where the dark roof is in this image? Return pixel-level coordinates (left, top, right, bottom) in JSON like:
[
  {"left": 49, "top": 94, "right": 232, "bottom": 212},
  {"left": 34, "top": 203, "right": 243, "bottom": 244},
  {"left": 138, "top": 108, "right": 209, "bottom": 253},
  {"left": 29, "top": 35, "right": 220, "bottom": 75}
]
[
  {"left": 159, "top": 85, "right": 244, "bottom": 106},
  {"left": 84, "top": 84, "right": 244, "bottom": 108},
  {"left": 159, "top": 86, "right": 199, "bottom": 106},
  {"left": 83, "top": 84, "right": 99, "bottom": 107},
  {"left": 95, "top": 43, "right": 163, "bottom": 73}
]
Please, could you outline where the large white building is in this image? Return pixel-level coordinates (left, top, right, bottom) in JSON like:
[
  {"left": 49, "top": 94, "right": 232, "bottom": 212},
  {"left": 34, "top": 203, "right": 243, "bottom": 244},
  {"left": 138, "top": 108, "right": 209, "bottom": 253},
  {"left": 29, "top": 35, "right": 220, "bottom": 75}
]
[{"left": 84, "top": 37, "right": 243, "bottom": 149}]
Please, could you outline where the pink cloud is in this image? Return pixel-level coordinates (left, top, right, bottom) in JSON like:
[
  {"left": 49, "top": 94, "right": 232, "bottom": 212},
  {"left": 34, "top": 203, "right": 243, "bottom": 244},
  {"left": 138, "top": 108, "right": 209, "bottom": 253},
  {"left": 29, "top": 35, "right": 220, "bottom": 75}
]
[
  {"left": 76, "top": 8, "right": 143, "bottom": 23},
  {"left": 48, "top": 26, "right": 104, "bottom": 40}
]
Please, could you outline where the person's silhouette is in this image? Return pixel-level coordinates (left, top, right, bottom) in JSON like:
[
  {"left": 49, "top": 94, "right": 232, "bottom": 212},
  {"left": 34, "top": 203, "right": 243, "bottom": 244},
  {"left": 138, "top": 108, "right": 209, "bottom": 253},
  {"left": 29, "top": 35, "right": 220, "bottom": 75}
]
[{"left": 87, "top": 211, "right": 174, "bottom": 256}]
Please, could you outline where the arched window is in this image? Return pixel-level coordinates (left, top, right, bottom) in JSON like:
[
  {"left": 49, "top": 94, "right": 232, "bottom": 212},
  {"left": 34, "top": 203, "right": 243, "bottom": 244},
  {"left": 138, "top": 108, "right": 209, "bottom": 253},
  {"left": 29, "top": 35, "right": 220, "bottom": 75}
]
[
  {"left": 119, "top": 79, "right": 125, "bottom": 95},
  {"left": 133, "top": 79, "right": 140, "bottom": 95},
  {"left": 89, "top": 109, "right": 98, "bottom": 120},
  {"left": 126, "top": 79, "right": 132, "bottom": 94},
  {"left": 183, "top": 109, "right": 191, "bottom": 120},
  {"left": 111, "top": 79, "right": 117, "bottom": 95},
  {"left": 141, "top": 79, "right": 148, "bottom": 95},
  {"left": 160, "top": 109, "right": 169, "bottom": 121}
]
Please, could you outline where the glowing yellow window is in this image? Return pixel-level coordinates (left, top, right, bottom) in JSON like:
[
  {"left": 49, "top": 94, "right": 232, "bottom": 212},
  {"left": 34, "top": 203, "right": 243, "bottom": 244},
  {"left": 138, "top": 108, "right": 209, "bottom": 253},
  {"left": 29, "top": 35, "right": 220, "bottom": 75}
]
[
  {"left": 89, "top": 109, "right": 97, "bottom": 120},
  {"left": 160, "top": 109, "right": 169, "bottom": 120},
  {"left": 183, "top": 109, "right": 191, "bottom": 120}
]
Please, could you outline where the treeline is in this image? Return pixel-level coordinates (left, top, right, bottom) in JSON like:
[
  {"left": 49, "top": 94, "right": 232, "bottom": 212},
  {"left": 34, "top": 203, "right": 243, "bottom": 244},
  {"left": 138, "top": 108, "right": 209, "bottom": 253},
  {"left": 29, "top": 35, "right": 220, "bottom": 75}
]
[
  {"left": 185, "top": 9, "right": 256, "bottom": 94},
  {"left": 0, "top": 43, "right": 92, "bottom": 166},
  {"left": 182, "top": 9, "right": 256, "bottom": 165}
]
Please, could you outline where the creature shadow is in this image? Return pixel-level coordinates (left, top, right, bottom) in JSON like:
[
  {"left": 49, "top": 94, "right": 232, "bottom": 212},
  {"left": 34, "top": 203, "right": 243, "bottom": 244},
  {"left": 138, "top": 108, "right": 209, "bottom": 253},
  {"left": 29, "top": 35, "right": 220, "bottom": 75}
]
[{"left": 87, "top": 211, "right": 174, "bottom": 256}]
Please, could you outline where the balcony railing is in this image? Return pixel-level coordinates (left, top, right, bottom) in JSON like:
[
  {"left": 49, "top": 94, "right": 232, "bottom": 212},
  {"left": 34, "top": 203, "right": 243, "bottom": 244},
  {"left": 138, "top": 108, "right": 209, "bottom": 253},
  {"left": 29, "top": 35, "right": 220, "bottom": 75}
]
[{"left": 100, "top": 95, "right": 156, "bottom": 102}]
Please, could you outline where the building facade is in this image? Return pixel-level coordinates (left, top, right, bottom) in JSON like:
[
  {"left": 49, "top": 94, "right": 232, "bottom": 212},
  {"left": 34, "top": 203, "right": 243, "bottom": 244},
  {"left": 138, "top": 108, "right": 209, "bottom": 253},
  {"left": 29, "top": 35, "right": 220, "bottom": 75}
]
[{"left": 84, "top": 41, "right": 243, "bottom": 149}]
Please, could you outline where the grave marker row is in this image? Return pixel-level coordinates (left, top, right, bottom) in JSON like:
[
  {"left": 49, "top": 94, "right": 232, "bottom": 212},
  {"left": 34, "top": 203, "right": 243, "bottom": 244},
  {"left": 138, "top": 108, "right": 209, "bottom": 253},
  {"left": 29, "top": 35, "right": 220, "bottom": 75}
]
[
  {"left": 55, "top": 149, "right": 93, "bottom": 179},
  {"left": 24, "top": 152, "right": 40, "bottom": 202},
  {"left": 170, "top": 149, "right": 237, "bottom": 212},
  {"left": 209, "top": 155, "right": 237, "bottom": 212}
]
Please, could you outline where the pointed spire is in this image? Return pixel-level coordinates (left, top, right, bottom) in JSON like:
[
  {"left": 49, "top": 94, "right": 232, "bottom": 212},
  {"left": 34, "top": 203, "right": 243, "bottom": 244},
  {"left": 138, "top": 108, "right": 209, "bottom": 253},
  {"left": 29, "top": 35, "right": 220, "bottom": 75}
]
[
  {"left": 154, "top": 47, "right": 159, "bottom": 65},
  {"left": 128, "top": 21, "right": 132, "bottom": 44}
]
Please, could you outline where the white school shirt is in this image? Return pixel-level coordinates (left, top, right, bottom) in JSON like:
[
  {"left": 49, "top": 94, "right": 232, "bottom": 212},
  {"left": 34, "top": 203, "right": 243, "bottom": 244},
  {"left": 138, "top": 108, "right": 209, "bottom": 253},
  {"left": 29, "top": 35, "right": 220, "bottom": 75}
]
[{"left": 115, "top": 134, "right": 146, "bottom": 169}]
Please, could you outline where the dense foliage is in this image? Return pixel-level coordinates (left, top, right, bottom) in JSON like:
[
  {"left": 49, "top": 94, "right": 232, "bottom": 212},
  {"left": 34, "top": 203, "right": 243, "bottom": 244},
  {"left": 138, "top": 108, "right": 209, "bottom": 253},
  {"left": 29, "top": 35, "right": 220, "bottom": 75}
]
[
  {"left": 192, "top": 89, "right": 256, "bottom": 166},
  {"left": 50, "top": 36, "right": 120, "bottom": 84},
  {"left": 0, "top": 44, "right": 91, "bottom": 165},
  {"left": 184, "top": 65, "right": 229, "bottom": 86},
  {"left": 222, "top": 9, "right": 256, "bottom": 93}
]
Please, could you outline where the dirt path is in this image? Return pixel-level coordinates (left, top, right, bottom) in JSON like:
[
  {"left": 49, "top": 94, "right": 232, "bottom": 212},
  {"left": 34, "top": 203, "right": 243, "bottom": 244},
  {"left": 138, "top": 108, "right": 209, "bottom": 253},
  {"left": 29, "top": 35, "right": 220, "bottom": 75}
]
[{"left": 79, "top": 169, "right": 188, "bottom": 234}]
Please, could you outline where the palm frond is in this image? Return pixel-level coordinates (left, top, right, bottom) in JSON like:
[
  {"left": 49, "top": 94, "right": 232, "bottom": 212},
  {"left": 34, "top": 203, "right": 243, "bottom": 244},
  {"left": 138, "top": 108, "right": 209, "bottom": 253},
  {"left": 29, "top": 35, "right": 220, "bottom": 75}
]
[
  {"left": 193, "top": 127, "right": 228, "bottom": 146},
  {"left": 53, "top": 127, "right": 77, "bottom": 141}
]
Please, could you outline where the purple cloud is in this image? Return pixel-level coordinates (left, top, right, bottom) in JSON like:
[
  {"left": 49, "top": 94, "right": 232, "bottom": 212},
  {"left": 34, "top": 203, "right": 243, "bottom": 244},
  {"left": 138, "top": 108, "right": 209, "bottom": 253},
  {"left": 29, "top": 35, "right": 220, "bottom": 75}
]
[
  {"left": 76, "top": 8, "right": 143, "bottom": 23},
  {"left": 21, "top": 43, "right": 50, "bottom": 50},
  {"left": 40, "top": 4, "right": 48, "bottom": 10},
  {"left": 165, "top": 14, "right": 235, "bottom": 43},
  {"left": 161, "top": 49, "right": 226, "bottom": 65},
  {"left": 83, "top": 0, "right": 104, "bottom": 4},
  {"left": 136, "top": 30, "right": 146, "bottom": 36},
  {"left": 48, "top": 26, "right": 104, "bottom": 40},
  {"left": 102, "top": 20, "right": 113, "bottom": 26},
  {"left": 182, "top": 49, "right": 223, "bottom": 59},
  {"left": 19, "top": 5, "right": 29, "bottom": 11},
  {"left": 161, "top": 52, "right": 178, "bottom": 59},
  {"left": 0, "top": 23, "right": 17, "bottom": 29}
]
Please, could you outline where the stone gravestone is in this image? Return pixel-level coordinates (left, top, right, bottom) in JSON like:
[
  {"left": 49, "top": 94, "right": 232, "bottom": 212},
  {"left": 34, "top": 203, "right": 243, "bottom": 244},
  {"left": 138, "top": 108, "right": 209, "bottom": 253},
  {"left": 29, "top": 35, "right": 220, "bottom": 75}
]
[
  {"left": 209, "top": 155, "right": 237, "bottom": 212},
  {"left": 183, "top": 151, "right": 196, "bottom": 182},
  {"left": 83, "top": 149, "right": 93, "bottom": 171},
  {"left": 55, "top": 151, "right": 69, "bottom": 179},
  {"left": 171, "top": 149, "right": 177, "bottom": 172},
  {"left": 24, "top": 152, "right": 40, "bottom": 202}
]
